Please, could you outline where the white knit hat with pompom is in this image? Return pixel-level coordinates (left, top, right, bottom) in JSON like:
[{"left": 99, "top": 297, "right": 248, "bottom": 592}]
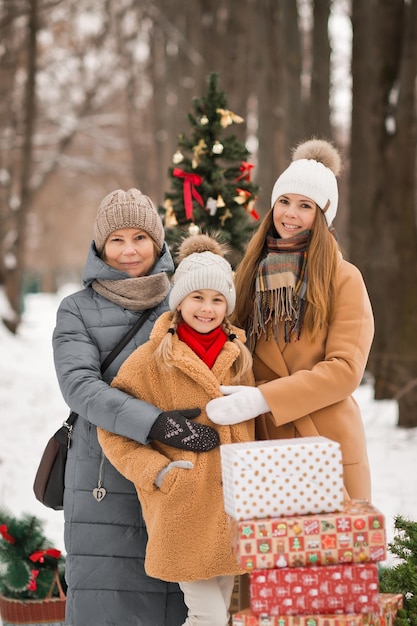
[
  {"left": 270, "top": 139, "right": 342, "bottom": 226},
  {"left": 169, "top": 234, "right": 235, "bottom": 315}
]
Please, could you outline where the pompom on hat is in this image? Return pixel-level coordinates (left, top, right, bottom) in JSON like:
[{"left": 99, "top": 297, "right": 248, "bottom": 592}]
[
  {"left": 270, "top": 139, "right": 342, "bottom": 226},
  {"left": 93, "top": 188, "right": 165, "bottom": 254},
  {"left": 169, "top": 234, "right": 236, "bottom": 315}
]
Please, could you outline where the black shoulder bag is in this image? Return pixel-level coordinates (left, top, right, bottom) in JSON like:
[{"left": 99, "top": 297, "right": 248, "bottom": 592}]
[{"left": 33, "top": 308, "right": 154, "bottom": 510}]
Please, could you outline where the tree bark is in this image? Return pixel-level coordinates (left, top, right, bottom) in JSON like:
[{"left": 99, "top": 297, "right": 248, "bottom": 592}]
[
  {"left": 350, "top": 0, "right": 417, "bottom": 426},
  {"left": 309, "top": 0, "right": 331, "bottom": 139},
  {"left": 3, "top": 0, "right": 38, "bottom": 332}
]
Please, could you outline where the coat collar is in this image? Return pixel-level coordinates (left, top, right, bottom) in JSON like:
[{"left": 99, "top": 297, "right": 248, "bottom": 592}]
[{"left": 149, "top": 312, "right": 246, "bottom": 397}]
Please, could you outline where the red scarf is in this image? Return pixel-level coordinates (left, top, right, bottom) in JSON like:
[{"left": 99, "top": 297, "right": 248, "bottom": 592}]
[{"left": 177, "top": 322, "right": 227, "bottom": 369}]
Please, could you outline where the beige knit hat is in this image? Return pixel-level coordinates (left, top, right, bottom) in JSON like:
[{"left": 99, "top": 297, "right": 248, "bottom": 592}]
[
  {"left": 93, "top": 188, "right": 165, "bottom": 254},
  {"left": 169, "top": 234, "right": 236, "bottom": 315},
  {"left": 270, "top": 139, "right": 342, "bottom": 226}
]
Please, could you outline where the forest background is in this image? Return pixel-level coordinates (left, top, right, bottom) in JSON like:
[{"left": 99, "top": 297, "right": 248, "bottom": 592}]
[{"left": 0, "top": 0, "right": 417, "bottom": 427}]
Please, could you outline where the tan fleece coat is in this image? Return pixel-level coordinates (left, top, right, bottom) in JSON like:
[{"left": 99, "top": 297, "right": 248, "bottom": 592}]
[
  {"left": 98, "top": 312, "right": 254, "bottom": 583},
  {"left": 253, "top": 257, "right": 374, "bottom": 501}
]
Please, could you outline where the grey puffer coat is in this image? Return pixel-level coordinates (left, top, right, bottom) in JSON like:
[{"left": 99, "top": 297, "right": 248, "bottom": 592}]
[{"left": 53, "top": 242, "right": 187, "bottom": 626}]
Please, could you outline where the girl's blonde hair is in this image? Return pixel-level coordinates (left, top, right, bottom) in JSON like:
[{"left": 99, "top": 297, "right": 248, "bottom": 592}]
[
  {"left": 154, "top": 311, "right": 253, "bottom": 382},
  {"left": 232, "top": 206, "right": 340, "bottom": 342}
]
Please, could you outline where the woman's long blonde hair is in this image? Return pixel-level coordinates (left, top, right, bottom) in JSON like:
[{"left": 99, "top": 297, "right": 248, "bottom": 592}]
[
  {"left": 154, "top": 311, "right": 253, "bottom": 382},
  {"left": 232, "top": 207, "right": 340, "bottom": 342}
]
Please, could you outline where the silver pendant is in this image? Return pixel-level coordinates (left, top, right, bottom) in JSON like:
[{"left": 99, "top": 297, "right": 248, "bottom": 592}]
[{"left": 93, "top": 487, "right": 107, "bottom": 502}]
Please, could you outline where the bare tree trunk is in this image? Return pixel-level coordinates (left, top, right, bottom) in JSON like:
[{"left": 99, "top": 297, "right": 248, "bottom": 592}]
[
  {"left": 349, "top": 1, "right": 379, "bottom": 265},
  {"left": 0, "top": 1, "right": 23, "bottom": 321},
  {"left": 281, "top": 0, "right": 305, "bottom": 151},
  {"left": 3, "top": 0, "right": 38, "bottom": 333},
  {"left": 309, "top": 0, "right": 331, "bottom": 139},
  {"left": 124, "top": 0, "right": 207, "bottom": 203},
  {"left": 378, "top": 0, "right": 417, "bottom": 426},
  {"left": 350, "top": 0, "right": 417, "bottom": 427},
  {"left": 255, "top": 1, "right": 296, "bottom": 215}
]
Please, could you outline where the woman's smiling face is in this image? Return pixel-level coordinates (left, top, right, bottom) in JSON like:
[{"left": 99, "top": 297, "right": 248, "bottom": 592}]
[
  {"left": 103, "top": 227, "right": 157, "bottom": 277},
  {"left": 272, "top": 193, "right": 317, "bottom": 238}
]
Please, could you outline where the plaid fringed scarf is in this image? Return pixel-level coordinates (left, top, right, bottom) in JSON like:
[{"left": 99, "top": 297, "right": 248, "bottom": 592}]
[{"left": 250, "top": 229, "right": 311, "bottom": 345}]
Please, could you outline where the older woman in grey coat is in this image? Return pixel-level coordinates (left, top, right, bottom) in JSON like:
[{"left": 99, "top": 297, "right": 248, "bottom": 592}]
[{"left": 53, "top": 189, "right": 218, "bottom": 626}]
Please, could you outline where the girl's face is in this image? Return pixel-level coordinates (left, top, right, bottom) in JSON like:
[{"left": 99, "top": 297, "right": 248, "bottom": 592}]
[
  {"left": 103, "top": 227, "right": 157, "bottom": 277},
  {"left": 177, "top": 289, "right": 227, "bottom": 334},
  {"left": 272, "top": 193, "right": 317, "bottom": 238}
]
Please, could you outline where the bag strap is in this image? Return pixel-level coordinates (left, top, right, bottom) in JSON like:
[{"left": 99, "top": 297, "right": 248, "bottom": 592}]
[
  {"left": 65, "top": 307, "right": 154, "bottom": 428},
  {"left": 100, "top": 308, "right": 154, "bottom": 373}
]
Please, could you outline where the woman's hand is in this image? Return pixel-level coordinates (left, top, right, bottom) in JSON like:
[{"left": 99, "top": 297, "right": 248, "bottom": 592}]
[{"left": 206, "top": 385, "right": 270, "bottom": 425}]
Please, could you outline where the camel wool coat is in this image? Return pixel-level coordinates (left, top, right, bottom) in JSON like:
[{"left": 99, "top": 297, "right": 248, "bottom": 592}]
[
  {"left": 98, "top": 311, "right": 254, "bottom": 583},
  {"left": 253, "top": 257, "right": 374, "bottom": 501}
]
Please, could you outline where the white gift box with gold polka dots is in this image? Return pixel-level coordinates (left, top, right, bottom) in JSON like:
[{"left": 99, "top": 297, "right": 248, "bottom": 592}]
[{"left": 220, "top": 436, "right": 344, "bottom": 521}]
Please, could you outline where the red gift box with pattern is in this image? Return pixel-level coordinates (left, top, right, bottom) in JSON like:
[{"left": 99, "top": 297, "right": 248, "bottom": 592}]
[
  {"left": 232, "top": 609, "right": 367, "bottom": 625},
  {"left": 377, "top": 593, "right": 403, "bottom": 626},
  {"left": 230, "top": 500, "right": 386, "bottom": 571},
  {"left": 249, "top": 564, "right": 380, "bottom": 616},
  {"left": 232, "top": 594, "right": 403, "bottom": 626}
]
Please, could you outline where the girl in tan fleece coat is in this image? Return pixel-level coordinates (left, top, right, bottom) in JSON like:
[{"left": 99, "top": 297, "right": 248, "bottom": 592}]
[
  {"left": 98, "top": 235, "right": 254, "bottom": 626},
  {"left": 207, "top": 139, "right": 374, "bottom": 503}
]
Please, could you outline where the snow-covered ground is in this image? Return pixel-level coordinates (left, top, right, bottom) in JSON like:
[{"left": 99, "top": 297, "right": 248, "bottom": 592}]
[{"left": 1, "top": 291, "right": 417, "bottom": 568}]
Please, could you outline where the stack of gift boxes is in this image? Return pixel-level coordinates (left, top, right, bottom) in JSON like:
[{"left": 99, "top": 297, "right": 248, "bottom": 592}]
[{"left": 220, "top": 436, "right": 403, "bottom": 626}]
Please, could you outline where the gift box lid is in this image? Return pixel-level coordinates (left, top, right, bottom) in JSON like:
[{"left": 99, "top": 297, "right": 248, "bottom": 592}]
[{"left": 221, "top": 437, "right": 344, "bottom": 520}]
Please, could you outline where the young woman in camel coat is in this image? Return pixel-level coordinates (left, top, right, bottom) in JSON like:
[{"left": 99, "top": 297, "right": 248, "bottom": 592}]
[{"left": 207, "top": 139, "right": 374, "bottom": 503}]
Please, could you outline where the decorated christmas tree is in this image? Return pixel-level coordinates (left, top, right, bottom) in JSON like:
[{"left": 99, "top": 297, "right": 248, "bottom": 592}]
[
  {"left": 0, "top": 507, "right": 66, "bottom": 601},
  {"left": 161, "top": 72, "right": 259, "bottom": 264},
  {"left": 379, "top": 515, "right": 417, "bottom": 626}
]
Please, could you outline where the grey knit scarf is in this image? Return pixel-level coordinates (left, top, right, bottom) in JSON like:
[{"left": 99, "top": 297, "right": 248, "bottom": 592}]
[{"left": 92, "top": 272, "right": 171, "bottom": 310}]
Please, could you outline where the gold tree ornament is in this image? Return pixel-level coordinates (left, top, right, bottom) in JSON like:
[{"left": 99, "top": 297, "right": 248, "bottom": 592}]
[
  {"left": 233, "top": 188, "right": 251, "bottom": 204},
  {"left": 219, "top": 208, "right": 232, "bottom": 225},
  {"left": 216, "top": 194, "right": 226, "bottom": 208},
  {"left": 164, "top": 200, "right": 178, "bottom": 228},
  {"left": 192, "top": 139, "right": 207, "bottom": 168},
  {"left": 216, "top": 108, "right": 244, "bottom": 128},
  {"left": 233, "top": 188, "right": 259, "bottom": 220},
  {"left": 200, "top": 115, "right": 209, "bottom": 125}
]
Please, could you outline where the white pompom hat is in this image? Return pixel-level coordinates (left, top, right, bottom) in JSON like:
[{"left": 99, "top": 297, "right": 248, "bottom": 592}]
[
  {"left": 169, "top": 235, "right": 236, "bottom": 315},
  {"left": 270, "top": 139, "right": 342, "bottom": 226}
]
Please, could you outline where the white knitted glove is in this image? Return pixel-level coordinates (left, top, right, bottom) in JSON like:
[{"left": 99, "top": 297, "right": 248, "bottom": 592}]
[
  {"left": 206, "top": 385, "right": 270, "bottom": 426},
  {"left": 154, "top": 460, "right": 193, "bottom": 488}
]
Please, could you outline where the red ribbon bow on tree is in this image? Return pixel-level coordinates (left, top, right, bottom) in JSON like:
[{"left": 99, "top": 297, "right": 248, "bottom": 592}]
[
  {"left": 236, "top": 161, "right": 254, "bottom": 182},
  {"left": 0, "top": 524, "right": 15, "bottom": 544},
  {"left": 173, "top": 168, "right": 204, "bottom": 220},
  {"left": 27, "top": 570, "right": 39, "bottom": 591},
  {"left": 29, "top": 548, "right": 62, "bottom": 563}
]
